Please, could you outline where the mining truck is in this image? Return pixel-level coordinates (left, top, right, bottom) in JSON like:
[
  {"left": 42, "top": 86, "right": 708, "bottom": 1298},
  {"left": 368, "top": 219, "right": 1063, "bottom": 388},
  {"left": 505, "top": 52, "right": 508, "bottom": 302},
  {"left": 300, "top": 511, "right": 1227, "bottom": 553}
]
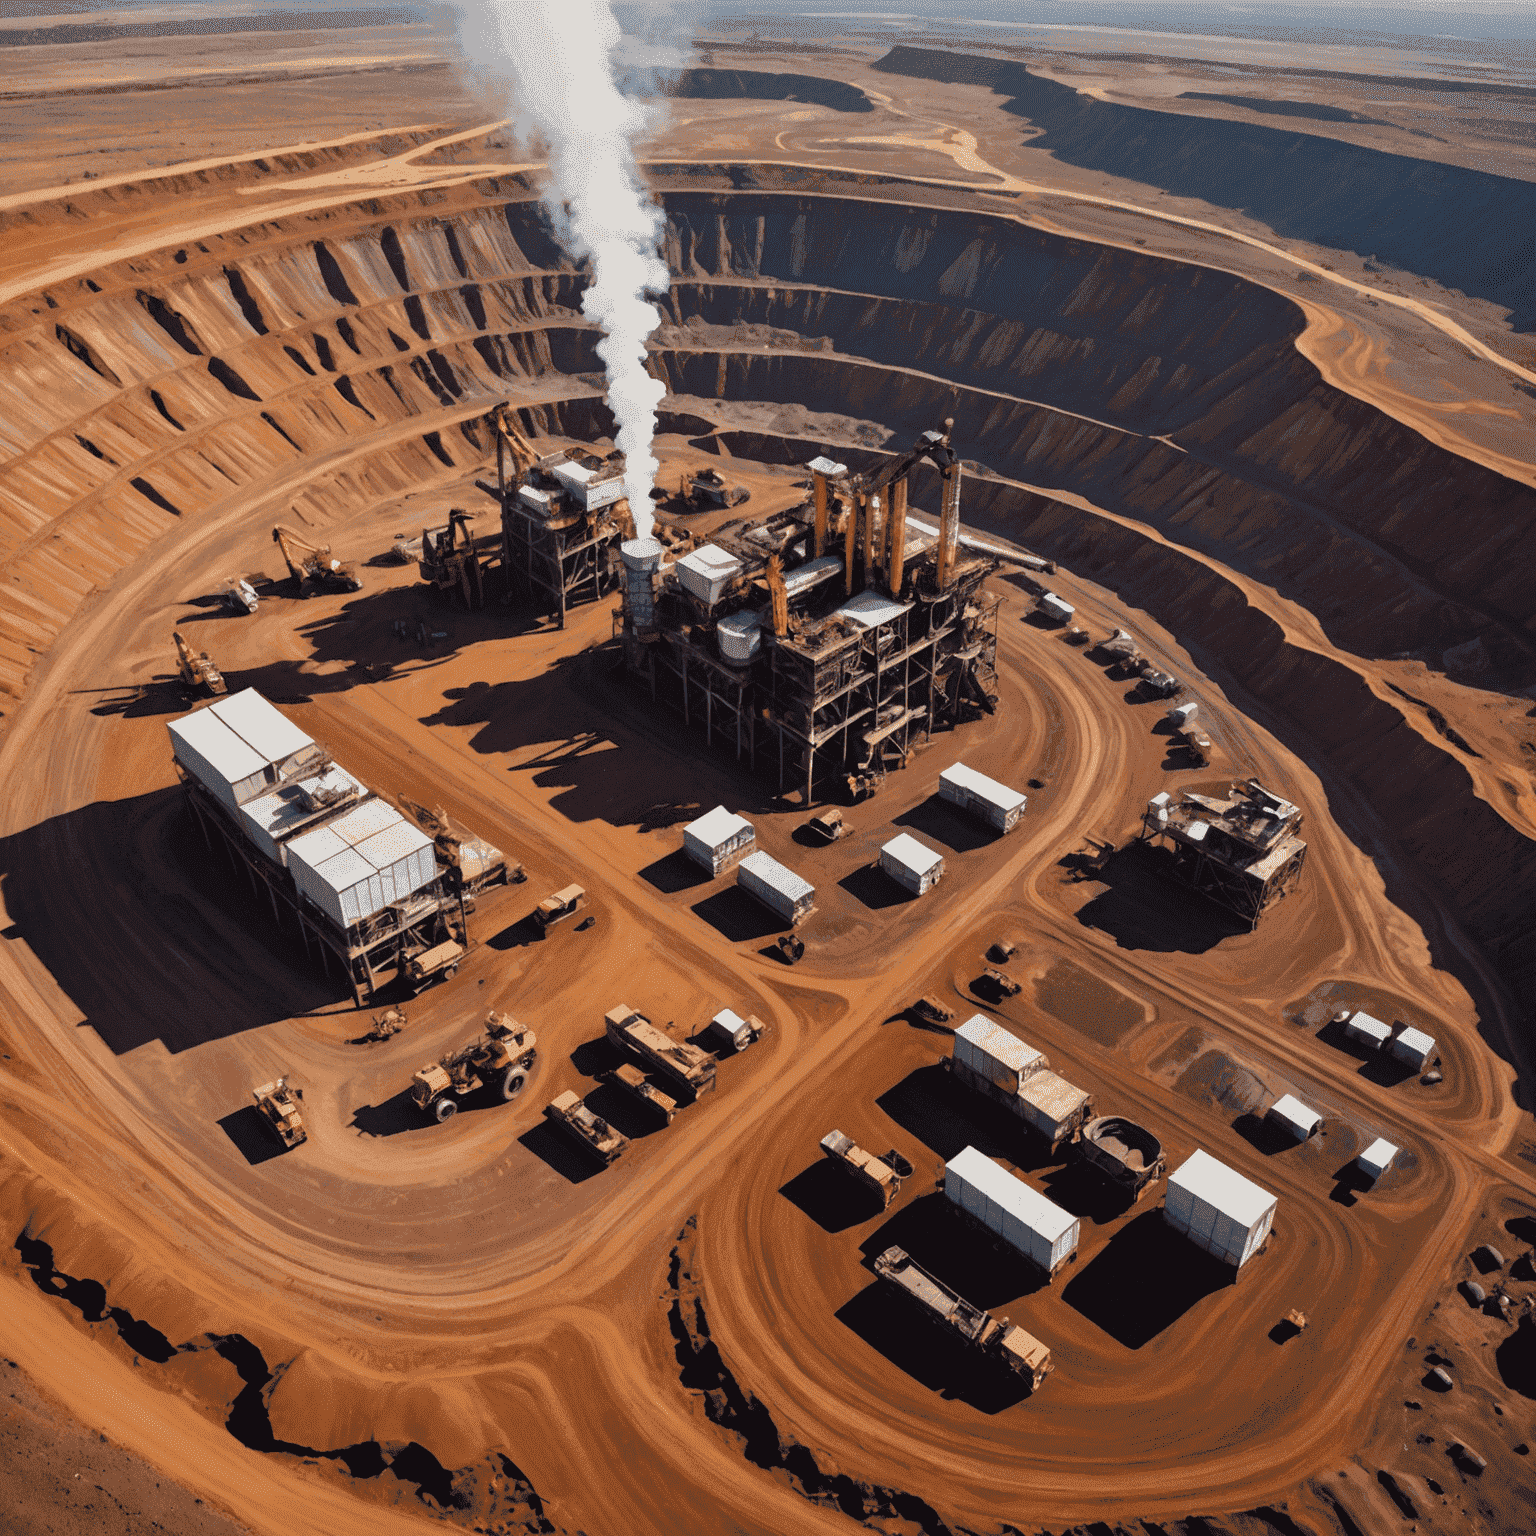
[
  {"left": 604, "top": 1004, "right": 717, "bottom": 1100},
  {"left": 535, "top": 884, "right": 587, "bottom": 930},
  {"left": 912, "top": 996, "right": 955, "bottom": 1026},
  {"left": 173, "top": 631, "right": 226, "bottom": 696},
  {"left": 545, "top": 1090, "right": 628, "bottom": 1164},
  {"left": 608, "top": 1064, "right": 678, "bottom": 1124},
  {"left": 820, "top": 1130, "right": 912, "bottom": 1209},
  {"left": 252, "top": 1077, "right": 306, "bottom": 1149},
  {"left": 873, "top": 1246, "right": 1053, "bottom": 1390},
  {"left": 682, "top": 466, "right": 750, "bottom": 509},
  {"left": 401, "top": 937, "right": 465, "bottom": 993},
  {"left": 221, "top": 575, "right": 259, "bottom": 614},
  {"left": 805, "top": 807, "right": 850, "bottom": 843},
  {"left": 410, "top": 1012, "right": 538, "bottom": 1123},
  {"left": 1077, "top": 1116, "right": 1166, "bottom": 1201}
]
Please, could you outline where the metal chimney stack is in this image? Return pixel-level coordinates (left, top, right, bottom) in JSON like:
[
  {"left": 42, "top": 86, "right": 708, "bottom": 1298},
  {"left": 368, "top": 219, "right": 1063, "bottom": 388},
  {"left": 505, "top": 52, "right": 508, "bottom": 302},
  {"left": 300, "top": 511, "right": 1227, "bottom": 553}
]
[{"left": 620, "top": 537, "right": 664, "bottom": 635}]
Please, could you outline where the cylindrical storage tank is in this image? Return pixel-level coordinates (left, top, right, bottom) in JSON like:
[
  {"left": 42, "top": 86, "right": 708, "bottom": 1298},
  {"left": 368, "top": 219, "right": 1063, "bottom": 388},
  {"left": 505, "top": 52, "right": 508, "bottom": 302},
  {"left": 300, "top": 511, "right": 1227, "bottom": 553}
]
[
  {"left": 717, "top": 610, "right": 763, "bottom": 665},
  {"left": 620, "top": 538, "right": 664, "bottom": 630}
]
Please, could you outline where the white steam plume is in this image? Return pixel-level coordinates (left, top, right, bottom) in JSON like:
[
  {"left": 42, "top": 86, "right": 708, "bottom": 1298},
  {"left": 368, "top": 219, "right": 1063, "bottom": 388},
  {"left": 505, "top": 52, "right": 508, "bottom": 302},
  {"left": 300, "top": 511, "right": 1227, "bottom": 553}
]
[{"left": 460, "top": 0, "right": 671, "bottom": 538}]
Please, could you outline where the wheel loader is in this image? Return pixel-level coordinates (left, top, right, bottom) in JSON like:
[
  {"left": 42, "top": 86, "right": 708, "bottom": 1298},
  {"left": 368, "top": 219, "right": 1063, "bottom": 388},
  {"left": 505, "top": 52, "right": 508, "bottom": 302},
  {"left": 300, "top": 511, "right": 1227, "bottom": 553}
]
[{"left": 409, "top": 1012, "right": 538, "bottom": 1123}]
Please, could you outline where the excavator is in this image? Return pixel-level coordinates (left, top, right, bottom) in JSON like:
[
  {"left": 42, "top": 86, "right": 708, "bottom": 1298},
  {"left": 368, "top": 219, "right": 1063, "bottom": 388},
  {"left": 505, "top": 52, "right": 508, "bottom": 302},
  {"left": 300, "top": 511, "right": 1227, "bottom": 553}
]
[
  {"left": 173, "top": 630, "right": 226, "bottom": 696},
  {"left": 271, "top": 525, "right": 362, "bottom": 594},
  {"left": 418, "top": 508, "right": 491, "bottom": 609}
]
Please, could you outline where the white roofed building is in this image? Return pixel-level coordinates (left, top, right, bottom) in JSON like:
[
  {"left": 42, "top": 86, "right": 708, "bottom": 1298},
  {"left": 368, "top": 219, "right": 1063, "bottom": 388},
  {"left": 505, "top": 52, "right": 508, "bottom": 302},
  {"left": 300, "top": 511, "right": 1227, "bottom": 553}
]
[
  {"left": 682, "top": 805, "right": 756, "bottom": 876},
  {"left": 1163, "top": 1149, "right": 1277, "bottom": 1270}
]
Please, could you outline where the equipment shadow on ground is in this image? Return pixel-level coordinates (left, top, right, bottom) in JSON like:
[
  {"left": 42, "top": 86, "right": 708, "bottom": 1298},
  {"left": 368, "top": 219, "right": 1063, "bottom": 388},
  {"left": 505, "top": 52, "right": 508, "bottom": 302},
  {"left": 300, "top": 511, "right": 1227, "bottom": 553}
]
[
  {"left": 835, "top": 1282, "right": 1031, "bottom": 1414},
  {"left": 349, "top": 1082, "right": 514, "bottom": 1137},
  {"left": 839, "top": 864, "right": 913, "bottom": 911},
  {"left": 894, "top": 796, "right": 996, "bottom": 854},
  {"left": 1073, "top": 842, "right": 1251, "bottom": 953},
  {"left": 1063, "top": 1212, "right": 1230, "bottom": 1347},
  {"left": 1037, "top": 1162, "right": 1135, "bottom": 1226},
  {"left": 517, "top": 1121, "right": 604, "bottom": 1184},
  {"left": 217, "top": 1106, "right": 290, "bottom": 1166},
  {"left": 780, "top": 1159, "right": 888, "bottom": 1233},
  {"left": 583, "top": 1081, "right": 667, "bottom": 1141},
  {"left": 639, "top": 850, "right": 712, "bottom": 894},
  {"left": 877, "top": 1064, "right": 1053, "bottom": 1169},
  {"left": 859, "top": 1193, "right": 1047, "bottom": 1310},
  {"left": 691, "top": 887, "right": 788, "bottom": 942},
  {"left": 1232, "top": 1112, "right": 1302, "bottom": 1156}
]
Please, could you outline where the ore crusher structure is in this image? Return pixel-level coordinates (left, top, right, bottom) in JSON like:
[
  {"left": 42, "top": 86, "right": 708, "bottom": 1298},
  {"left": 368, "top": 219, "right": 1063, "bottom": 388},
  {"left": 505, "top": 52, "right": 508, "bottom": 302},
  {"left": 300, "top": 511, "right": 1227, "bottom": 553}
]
[
  {"left": 614, "top": 422, "right": 1002, "bottom": 799},
  {"left": 167, "top": 689, "right": 498, "bottom": 1005}
]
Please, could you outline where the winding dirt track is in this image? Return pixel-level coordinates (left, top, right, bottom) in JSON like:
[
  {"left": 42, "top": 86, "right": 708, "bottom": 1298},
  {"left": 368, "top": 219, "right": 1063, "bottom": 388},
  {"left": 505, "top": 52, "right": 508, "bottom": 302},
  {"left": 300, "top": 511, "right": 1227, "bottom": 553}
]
[{"left": 0, "top": 117, "right": 1532, "bottom": 1536}]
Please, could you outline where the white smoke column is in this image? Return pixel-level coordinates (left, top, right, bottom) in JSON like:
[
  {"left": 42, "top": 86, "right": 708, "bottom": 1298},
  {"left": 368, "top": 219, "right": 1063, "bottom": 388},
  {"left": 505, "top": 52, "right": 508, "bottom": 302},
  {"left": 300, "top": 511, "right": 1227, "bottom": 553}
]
[{"left": 465, "top": 0, "right": 670, "bottom": 537}]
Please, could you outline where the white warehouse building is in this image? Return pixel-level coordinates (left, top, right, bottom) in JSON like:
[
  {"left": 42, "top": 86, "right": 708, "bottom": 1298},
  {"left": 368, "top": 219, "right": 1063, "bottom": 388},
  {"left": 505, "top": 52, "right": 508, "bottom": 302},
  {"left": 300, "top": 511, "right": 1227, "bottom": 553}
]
[
  {"left": 682, "top": 805, "right": 756, "bottom": 876},
  {"left": 879, "top": 832, "right": 946, "bottom": 896},
  {"left": 945, "top": 1145, "right": 1079, "bottom": 1278},
  {"left": 1163, "top": 1149, "right": 1277, "bottom": 1271},
  {"left": 737, "top": 850, "right": 816, "bottom": 925},
  {"left": 939, "top": 762, "right": 1026, "bottom": 833}
]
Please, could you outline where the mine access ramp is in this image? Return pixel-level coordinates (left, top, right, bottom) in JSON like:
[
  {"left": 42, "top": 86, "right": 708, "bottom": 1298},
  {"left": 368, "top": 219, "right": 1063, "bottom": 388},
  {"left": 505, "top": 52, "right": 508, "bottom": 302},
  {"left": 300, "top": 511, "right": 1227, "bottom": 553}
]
[
  {"left": 873, "top": 1247, "right": 1052, "bottom": 1389},
  {"left": 820, "top": 1130, "right": 912, "bottom": 1209},
  {"left": 545, "top": 1091, "right": 628, "bottom": 1165},
  {"left": 605, "top": 1004, "right": 717, "bottom": 1099}
]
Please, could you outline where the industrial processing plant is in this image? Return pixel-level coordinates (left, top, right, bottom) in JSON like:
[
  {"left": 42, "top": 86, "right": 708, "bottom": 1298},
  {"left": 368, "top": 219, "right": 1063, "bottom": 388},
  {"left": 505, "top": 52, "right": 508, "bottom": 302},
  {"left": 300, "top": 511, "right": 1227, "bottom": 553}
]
[{"left": 1, "top": 6, "right": 1535, "bottom": 1536}]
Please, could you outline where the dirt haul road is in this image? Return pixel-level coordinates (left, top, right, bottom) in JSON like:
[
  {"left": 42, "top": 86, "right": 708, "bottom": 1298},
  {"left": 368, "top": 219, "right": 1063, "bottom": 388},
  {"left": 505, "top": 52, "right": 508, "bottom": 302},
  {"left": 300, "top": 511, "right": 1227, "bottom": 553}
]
[{"left": 1, "top": 90, "right": 1535, "bottom": 1536}]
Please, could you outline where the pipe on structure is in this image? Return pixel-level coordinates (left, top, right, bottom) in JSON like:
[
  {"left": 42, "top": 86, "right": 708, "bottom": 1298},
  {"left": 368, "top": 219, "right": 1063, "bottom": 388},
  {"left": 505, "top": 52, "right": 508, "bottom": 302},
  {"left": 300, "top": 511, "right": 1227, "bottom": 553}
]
[
  {"left": 885, "top": 476, "right": 909, "bottom": 598},
  {"left": 813, "top": 474, "right": 828, "bottom": 559},
  {"left": 935, "top": 458, "right": 963, "bottom": 591}
]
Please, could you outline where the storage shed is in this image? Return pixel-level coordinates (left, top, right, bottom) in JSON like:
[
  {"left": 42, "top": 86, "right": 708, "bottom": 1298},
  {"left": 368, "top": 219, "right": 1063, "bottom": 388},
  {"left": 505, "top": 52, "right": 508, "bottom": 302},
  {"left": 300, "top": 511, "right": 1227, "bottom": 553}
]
[
  {"left": 944, "top": 1145, "right": 1079, "bottom": 1278},
  {"left": 168, "top": 688, "right": 317, "bottom": 811},
  {"left": 952, "top": 1015, "right": 1046, "bottom": 1096},
  {"left": 1390, "top": 1025, "right": 1437, "bottom": 1070},
  {"left": 1266, "top": 1093, "right": 1322, "bottom": 1141},
  {"left": 879, "top": 833, "right": 946, "bottom": 896},
  {"left": 676, "top": 544, "right": 743, "bottom": 606},
  {"left": 1016, "top": 1070, "right": 1093, "bottom": 1148},
  {"left": 286, "top": 808, "right": 437, "bottom": 930},
  {"left": 1163, "top": 1149, "right": 1277, "bottom": 1270},
  {"left": 939, "top": 762, "right": 1026, "bottom": 833},
  {"left": 1357, "top": 1137, "right": 1398, "bottom": 1181},
  {"left": 238, "top": 765, "right": 365, "bottom": 865},
  {"left": 1344, "top": 1010, "right": 1392, "bottom": 1050},
  {"left": 737, "top": 851, "right": 815, "bottom": 925},
  {"left": 682, "top": 805, "right": 756, "bottom": 876}
]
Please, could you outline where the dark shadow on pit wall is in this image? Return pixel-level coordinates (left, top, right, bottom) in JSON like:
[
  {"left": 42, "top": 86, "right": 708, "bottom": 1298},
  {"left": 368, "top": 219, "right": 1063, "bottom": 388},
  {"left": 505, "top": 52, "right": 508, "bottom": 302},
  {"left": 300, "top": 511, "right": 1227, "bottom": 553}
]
[
  {"left": 666, "top": 68, "right": 873, "bottom": 114},
  {"left": 1063, "top": 1211, "right": 1230, "bottom": 1348},
  {"left": 874, "top": 45, "right": 1536, "bottom": 330}
]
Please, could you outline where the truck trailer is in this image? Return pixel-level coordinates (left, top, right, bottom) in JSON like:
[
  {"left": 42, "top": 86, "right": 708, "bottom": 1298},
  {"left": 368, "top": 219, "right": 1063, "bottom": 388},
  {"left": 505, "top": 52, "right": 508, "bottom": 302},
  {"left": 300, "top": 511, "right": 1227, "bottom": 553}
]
[
  {"left": 873, "top": 1246, "right": 1053, "bottom": 1389},
  {"left": 545, "top": 1091, "right": 628, "bottom": 1165},
  {"left": 605, "top": 1004, "right": 717, "bottom": 1099},
  {"left": 820, "top": 1130, "right": 912, "bottom": 1209}
]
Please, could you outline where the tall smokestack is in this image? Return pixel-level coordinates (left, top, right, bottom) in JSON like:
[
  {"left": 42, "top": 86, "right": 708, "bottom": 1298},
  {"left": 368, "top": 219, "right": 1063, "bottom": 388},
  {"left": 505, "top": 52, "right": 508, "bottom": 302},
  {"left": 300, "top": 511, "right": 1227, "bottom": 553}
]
[{"left": 458, "top": 1, "right": 668, "bottom": 539}]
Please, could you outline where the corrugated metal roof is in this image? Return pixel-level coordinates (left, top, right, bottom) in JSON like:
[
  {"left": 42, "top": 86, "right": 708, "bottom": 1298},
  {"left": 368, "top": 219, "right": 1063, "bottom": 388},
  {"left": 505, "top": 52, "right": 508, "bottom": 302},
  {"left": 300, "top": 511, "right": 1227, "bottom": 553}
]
[
  {"left": 315, "top": 845, "right": 376, "bottom": 894},
  {"left": 685, "top": 805, "right": 753, "bottom": 850},
  {"left": 1168, "top": 1149, "right": 1275, "bottom": 1226},
  {"left": 1018, "top": 1069, "right": 1090, "bottom": 1121},
  {"left": 941, "top": 762, "right": 1026, "bottom": 813},
  {"left": 326, "top": 797, "right": 403, "bottom": 845},
  {"left": 1395, "top": 1025, "right": 1435, "bottom": 1055},
  {"left": 835, "top": 590, "right": 910, "bottom": 630},
  {"left": 354, "top": 819, "right": 434, "bottom": 870},
  {"left": 240, "top": 768, "right": 365, "bottom": 839},
  {"left": 679, "top": 544, "right": 740, "bottom": 575},
  {"left": 738, "top": 850, "right": 813, "bottom": 902},
  {"left": 1268, "top": 1093, "right": 1321, "bottom": 1135},
  {"left": 170, "top": 708, "right": 267, "bottom": 784},
  {"left": 781, "top": 554, "right": 844, "bottom": 599},
  {"left": 955, "top": 1015, "right": 1041, "bottom": 1075},
  {"left": 286, "top": 824, "right": 348, "bottom": 869},
  {"left": 946, "top": 1146, "right": 1076, "bottom": 1243},
  {"left": 881, "top": 832, "right": 944, "bottom": 877},
  {"left": 208, "top": 688, "right": 313, "bottom": 764}
]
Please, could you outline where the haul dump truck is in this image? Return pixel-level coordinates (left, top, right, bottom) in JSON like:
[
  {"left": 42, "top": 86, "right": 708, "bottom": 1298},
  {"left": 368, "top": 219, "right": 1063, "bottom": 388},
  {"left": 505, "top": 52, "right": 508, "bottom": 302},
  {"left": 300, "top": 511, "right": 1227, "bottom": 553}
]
[
  {"left": 1078, "top": 1116, "right": 1166, "bottom": 1201},
  {"left": 545, "top": 1090, "right": 628, "bottom": 1165},
  {"left": 608, "top": 1063, "right": 678, "bottom": 1124},
  {"left": 820, "top": 1130, "right": 912, "bottom": 1209},
  {"left": 805, "top": 807, "right": 850, "bottom": 843},
  {"left": 401, "top": 937, "right": 464, "bottom": 993},
  {"left": 536, "top": 884, "right": 587, "bottom": 929},
  {"left": 252, "top": 1078, "right": 306, "bottom": 1149},
  {"left": 873, "top": 1246, "right": 1053, "bottom": 1390},
  {"left": 605, "top": 1004, "right": 717, "bottom": 1100},
  {"left": 410, "top": 1012, "right": 537, "bottom": 1123}
]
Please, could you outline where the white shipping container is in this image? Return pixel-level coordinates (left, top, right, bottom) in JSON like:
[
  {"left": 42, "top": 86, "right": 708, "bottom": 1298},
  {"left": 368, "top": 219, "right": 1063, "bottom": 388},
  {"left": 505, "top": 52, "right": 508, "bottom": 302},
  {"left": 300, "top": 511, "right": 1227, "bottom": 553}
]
[
  {"left": 1390, "top": 1026, "right": 1436, "bottom": 1069},
  {"left": 682, "top": 806, "right": 756, "bottom": 876},
  {"left": 953, "top": 1015, "right": 1046, "bottom": 1097},
  {"left": 879, "top": 833, "right": 945, "bottom": 895},
  {"left": 1163, "top": 1149, "right": 1277, "bottom": 1269},
  {"left": 944, "top": 1146, "right": 1079, "bottom": 1276},
  {"left": 676, "top": 544, "right": 744, "bottom": 606},
  {"left": 938, "top": 762, "right": 1026, "bottom": 833},
  {"left": 1016, "top": 1070, "right": 1092, "bottom": 1144},
  {"left": 1344, "top": 1011, "right": 1392, "bottom": 1050},
  {"left": 1039, "top": 592, "right": 1074, "bottom": 623},
  {"left": 737, "top": 851, "right": 815, "bottom": 924},
  {"left": 286, "top": 811, "right": 437, "bottom": 929},
  {"left": 1266, "top": 1093, "right": 1322, "bottom": 1141},
  {"left": 1357, "top": 1137, "right": 1398, "bottom": 1181}
]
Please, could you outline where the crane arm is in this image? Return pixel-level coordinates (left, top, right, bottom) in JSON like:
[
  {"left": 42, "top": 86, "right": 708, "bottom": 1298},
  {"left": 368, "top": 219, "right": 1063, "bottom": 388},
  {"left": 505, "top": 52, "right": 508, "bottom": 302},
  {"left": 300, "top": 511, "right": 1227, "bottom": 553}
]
[{"left": 271, "top": 524, "right": 329, "bottom": 579}]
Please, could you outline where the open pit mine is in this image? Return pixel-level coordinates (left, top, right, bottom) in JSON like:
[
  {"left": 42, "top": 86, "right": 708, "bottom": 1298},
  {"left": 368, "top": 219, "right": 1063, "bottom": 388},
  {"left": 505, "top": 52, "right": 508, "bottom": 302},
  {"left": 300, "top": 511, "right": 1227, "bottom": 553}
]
[{"left": 3, "top": 9, "right": 1536, "bottom": 1536}]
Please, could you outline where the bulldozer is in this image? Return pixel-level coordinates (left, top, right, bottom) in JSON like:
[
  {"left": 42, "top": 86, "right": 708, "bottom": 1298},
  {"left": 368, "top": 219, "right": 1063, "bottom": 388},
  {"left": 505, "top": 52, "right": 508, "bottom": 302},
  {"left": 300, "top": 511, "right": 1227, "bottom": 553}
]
[
  {"left": 681, "top": 466, "right": 750, "bottom": 510},
  {"left": 252, "top": 1078, "right": 306, "bottom": 1149},
  {"left": 395, "top": 795, "right": 523, "bottom": 895},
  {"left": 271, "top": 525, "right": 362, "bottom": 594},
  {"left": 173, "top": 631, "right": 226, "bottom": 696},
  {"left": 410, "top": 1012, "right": 538, "bottom": 1123}
]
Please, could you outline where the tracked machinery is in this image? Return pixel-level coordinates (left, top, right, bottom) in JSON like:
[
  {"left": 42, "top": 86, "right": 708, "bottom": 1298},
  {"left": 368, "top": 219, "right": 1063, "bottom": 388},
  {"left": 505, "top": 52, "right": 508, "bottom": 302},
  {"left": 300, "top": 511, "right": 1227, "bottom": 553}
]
[
  {"left": 173, "top": 631, "right": 226, "bottom": 696},
  {"left": 252, "top": 1077, "right": 306, "bottom": 1149},
  {"left": 395, "top": 795, "right": 524, "bottom": 896},
  {"left": 680, "top": 466, "right": 750, "bottom": 509},
  {"left": 420, "top": 508, "right": 496, "bottom": 610},
  {"left": 272, "top": 525, "right": 362, "bottom": 594},
  {"left": 410, "top": 1011, "right": 538, "bottom": 1123}
]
